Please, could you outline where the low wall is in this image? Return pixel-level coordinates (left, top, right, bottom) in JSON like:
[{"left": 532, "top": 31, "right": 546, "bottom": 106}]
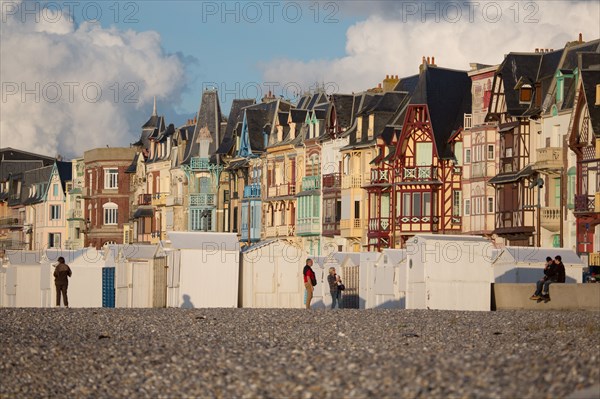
[{"left": 492, "top": 283, "right": 600, "bottom": 311}]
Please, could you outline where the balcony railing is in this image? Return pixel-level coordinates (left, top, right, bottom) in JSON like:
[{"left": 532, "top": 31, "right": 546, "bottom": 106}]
[
  {"left": 265, "top": 226, "right": 277, "bottom": 237},
  {"left": 266, "top": 183, "right": 296, "bottom": 198},
  {"left": 540, "top": 207, "right": 560, "bottom": 232},
  {"left": 301, "top": 175, "right": 321, "bottom": 191},
  {"left": 322, "top": 173, "right": 341, "bottom": 190},
  {"left": 190, "top": 157, "right": 210, "bottom": 171},
  {"left": 152, "top": 193, "right": 167, "bottom": 206},
  {"left": 0, "top": 216, "right": 24, "bottom": 228},
  {"left": 296, "top": 217, "right": 321, "bottom": 235},
  {"left": 189, "top": 193, "right": 216, "bottom": 207},
  {"left": 400, "top": 166, "right": 438, "bottom": 181},
  {"left": 370, "top": 168, "right": 390, "bottom": 184},
  {"left": 243, "top": 184, "right": 261, "bottom": 199},
  {"left": 340, "top": 218, "right": 363, "bottom": 237},
  {"left": 166, "top": 196, "right": 184, "bottom": 206},
  {"left": 368, "top": 217, "right": 391, "bottom": 232},
  {"left": 535, "top": 147, "right": 564, "bottom": 170},
  {"left": 575, "top": 195, "right": 595, "bottom": 213},
  {"left": 342, "top": 173, "right": 368, "bottom": 189},
  {"left": 589, "top": 252, "right": 600, "bottom": 266},
  {"left": 138, "top": 194, "right": 152, "bottom": 205},
  {"left": 67, "top": 209, "right": 84, "bottom": 220}
]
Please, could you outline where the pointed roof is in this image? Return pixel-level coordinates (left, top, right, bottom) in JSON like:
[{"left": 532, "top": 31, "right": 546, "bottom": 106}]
[
  {"left": 579, "top": 52, "right": 600, "bottom": 136},
  {"left": 406, "top": 65, "right": 471, "bottom": 159},
  {"left": 55, "top": 160, "right": 73, "bottom": 194},
  {"left": 181, "top": 90, "right": 225, "bottom": 164},
  {"left": 215, "top": 99, "right": 256, "bottom": 155}
]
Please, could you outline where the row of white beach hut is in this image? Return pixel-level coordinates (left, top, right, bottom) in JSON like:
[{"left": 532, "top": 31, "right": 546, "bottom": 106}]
[{"left": 0, "top": 233, "right": 585, "bottom": 311}]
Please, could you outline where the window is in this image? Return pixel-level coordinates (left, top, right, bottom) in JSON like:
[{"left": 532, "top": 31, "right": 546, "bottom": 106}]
[
  {"left": 452, "top": 191, "right": 461, "bottom": 216},
  {"left": 520, "top": 85, "right": 532, "bottom": 103},
  {"left": 487, "top": 145, "right": 494, "bottom": 160},
  {"left": 50, "top": 205, "right": 61, "bottom": 220},
  {"left": 402, "top": 193, "right": 411, "bottom": 216},
  {"left": 233, "top": 206, "right": 238, "bottom": 232},
  {"left": 487, "top": 197, "right": 494, "bottom": 213},
  {"left": 104, "top": 168, "right": 118, "bottom": 189},
  {"left": 412, "top": 193, "right": 421, "bottom": 216},
  {"left": 423, "top": 192, "right": 431, "bottom": 217},
  {"left": 53, "top": 184, "right": 58, "bottom": 197},
  {"left": 48, "top": 233, "right": 61, "bottom": 248},
  {"left": 354, "top": 200, "right": 360, "bottom": 219},
  {"left": 465, "top": 149, "right": 471, "bottom": 164},
  {"left": 567, "top": 167, "right": 576, "bottom": 209},
  {"left": 464, "top": 199, "right": 471, "bottom": 215},
  {"left": 103, "top": 202, "right": 118, "bottom": 225}
]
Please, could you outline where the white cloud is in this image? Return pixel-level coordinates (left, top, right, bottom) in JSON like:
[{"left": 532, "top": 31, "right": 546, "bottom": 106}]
[
  {"left": 0, "top": 1, "right": 186, "bottom": 158},
  {"left": 262, "top": 1, "right": 600, "bottom": 94}
]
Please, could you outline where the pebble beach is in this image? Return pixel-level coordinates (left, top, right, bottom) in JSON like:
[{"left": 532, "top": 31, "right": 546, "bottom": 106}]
[{"left": 0, "top": 308, "right": 598, "bottom": 398}]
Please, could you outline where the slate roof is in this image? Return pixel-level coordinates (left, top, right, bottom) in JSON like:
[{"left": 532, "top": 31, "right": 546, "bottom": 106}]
[
  {"left": 330, "top": 94, "right": 355, "bottom": 130},
  {"left": 494, "top": 49, "right": 563, "bottom": 118},
  {"left": 134, "top": 114, "right": 165, "bottom": 151},
  {"left": 0, "top": 148, "right": 54, "bottom": 183},
  {"left": 181, "top": 90, "right": 225, "bottom": 164},
  {"left": 21, "top": 165, "right": 53, "bottom": 205},
  {"left": 216, "top": 99, "right": 256, "bottom": 155},
  {"left": 125, "top": 153, "right": 140, "bottom": 174},
  {"left": 407, "top": 65, "right": 472, "bottom": 159},
  {"left": 543, "top": 39, "right": 600, "bottom": 113},
  {"left": 579, "top": 52, "right": 600, "bottom": 136},
  {"left": 246, "top": 100, "right": 292, "bottom": 153},
  {"left": 55, "top": 161, "right": 73, "bottom": 194}
]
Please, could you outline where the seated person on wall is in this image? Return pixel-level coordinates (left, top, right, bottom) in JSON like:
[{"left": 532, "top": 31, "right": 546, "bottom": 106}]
[{"left": 530, "top": 256, "right": 566, "bottom": 301}]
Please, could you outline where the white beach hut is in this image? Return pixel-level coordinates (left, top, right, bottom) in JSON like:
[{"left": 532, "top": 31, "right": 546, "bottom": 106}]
[
  {"left": 405, "top": 234, "right": 493, "bottom": 311},
  {"left": 167, "top": 232, "right": 239, "bottom": 308},
  {"left": 361, "top": 249, "right": 408, "bottom": 309},
  {"left": 492, "top": 247, "right": 583, "bottom": 283},
  {"left": 112, "top": 243, "right": 168, "bottom": 308},
  {"left": 5, "top": 251, "right": 47, "bottom": 307},
  {"left": 240, "top": 239, "right": 307, "bottom": 308},
  {"left": 358, "top": 252, "right": 381, "bottom": 309},
  {"left": 42, "top": 248, "right": 104, "bottom": 308}
]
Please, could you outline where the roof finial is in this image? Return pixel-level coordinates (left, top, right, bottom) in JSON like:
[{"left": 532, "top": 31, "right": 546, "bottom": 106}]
[{"left": 152, "top": 96, "right": 157, "bottom": 116}]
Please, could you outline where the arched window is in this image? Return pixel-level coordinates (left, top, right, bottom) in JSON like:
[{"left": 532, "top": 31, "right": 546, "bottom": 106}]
[
  {"left": 567, "top": 167, "right": 576, "bottom": 209},
  {"left": 103, "top": 202, "right": 118, "bottom": 225}
]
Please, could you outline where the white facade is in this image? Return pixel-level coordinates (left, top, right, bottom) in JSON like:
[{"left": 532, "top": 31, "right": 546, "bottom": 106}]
[{"left": 167, "top": 232, "right": 239, "bottom": 308}]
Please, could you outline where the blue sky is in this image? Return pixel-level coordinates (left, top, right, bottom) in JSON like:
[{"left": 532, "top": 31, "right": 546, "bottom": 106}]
[{"left": 1, "top": 0, "right": 599, "bottom": 157}]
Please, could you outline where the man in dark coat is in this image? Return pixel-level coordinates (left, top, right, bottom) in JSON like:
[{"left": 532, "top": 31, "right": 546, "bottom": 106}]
[{"left": 53, "top": 257, "right": 72, "bottom": 307}]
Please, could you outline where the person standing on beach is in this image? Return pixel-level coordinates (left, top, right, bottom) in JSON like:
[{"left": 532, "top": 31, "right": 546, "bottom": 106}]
[
  {"left": 53, "top": 257, "right": 72, "bottom": 308},
  {"left": 303, "top": 259, "right": 316, "bottom": 309},
  {"left": 327, "top": 267, "right": 342, "bottom": 309}
]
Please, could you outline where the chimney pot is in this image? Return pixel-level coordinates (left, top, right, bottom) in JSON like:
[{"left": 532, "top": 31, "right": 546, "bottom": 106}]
[
  {"left": 422, "top": 56, "right": 426, "bottom": 64},
  {"left": 378, "top": 83, "right": 382, "bottom": 88},
  {"left": 426, "top": 56, "right": 430, "bottom": 64},
  {"left": 535, "top": 48, "right": 538, "bottom": 53},
  {"left": 579, "top": 32, "right": 583, "bottom": 42},
  {"left": 395, "top": 75, "right": 398, "bottom": 79},
  {"left": 432, "top": 56, "right": 435, "bottom": 65},
  {"left": 386, "top": 74, "right": 389, "bottom": 79}
]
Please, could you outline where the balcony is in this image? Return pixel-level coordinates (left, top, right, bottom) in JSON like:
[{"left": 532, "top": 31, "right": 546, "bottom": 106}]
[
  {"left": 400, "top": 166, "right": 438, "bottom": 182},
  {"left": 589, "top": 252, "right": 600, "bottom": 266},
  {"left": 535, "top": 147, "right": 564, "bottom": 171},
  {"left": 266, "top": 183, "right": 296, "bottom": 198},
  {"left": 370, "top": 168, "right": 390, "bottom": 184},
  {"left": 67, "top": 209, "right": 84, "bottom": 220},
  {"left": 575, "top": 195, "right": 596, "bottom": 213},
  {"left": 340, "top": 218, "right": 364, "bottom": 238},
  {"left": 152, "top": 193, "right": 167, "bottom": 206},
  {"left": 296, "top": 217, "right": 321, "bottom": 236},
  {"left": 322, "top": 216, "right": 340, "bottom": 236},
  {"left": 368, "top": 217, "right": 391, "bottom": 232},
  {"left": 243, "top": 184, "right": 261, "bottom": 199},
  {"left": 138, "top": 194, "right": 152, "bottom": 206},
  {"left": 189, "top": 193, "right": 216, "bottom": 207},
  {"left": 322, "top": 173, "right": 341, "bottom": 191},
  {"left": 540, "top": 207, "right": 560, "bottom": 232},
  {"left": 301, "top": 175, "right": 321, "bottom": 191},
  {"left": 166, "top": 196, "right": 184, "bottom": 206},
  {"left": 342, "top": 173, "right": 368, "bottom": 189},
  {"left": 0, "top": 216, "right": 24, "bottom": 229},
  {"left": 190, "top": 157, "right": 210, "bottom": 171},
  {"left": 265, "top": 226, "right": 277, "bottom": 238}
]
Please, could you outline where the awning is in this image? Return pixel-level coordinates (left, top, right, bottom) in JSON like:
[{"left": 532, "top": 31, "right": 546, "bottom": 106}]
[
  {"left": 133, "top": 207, "right": 154, "bottom": 218},
  {"left": 498, "top": 121, "right": 520, "bottom": 133},
  {"left": 488, "top": 165, "right": 535, "bottom": 184}
]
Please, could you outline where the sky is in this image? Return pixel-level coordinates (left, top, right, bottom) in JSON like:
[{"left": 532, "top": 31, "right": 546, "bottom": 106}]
[{"left": 1, "top": 0, "right": 599, "bottom": 159}]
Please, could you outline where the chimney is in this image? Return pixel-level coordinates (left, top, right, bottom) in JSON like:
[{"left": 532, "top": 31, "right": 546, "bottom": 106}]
[
  {"left": 432, "top": 56, "right": 435, "bottom": 65},
  {"left": 395, "top": 75, "right": 398, "bottom": 79},
  {"left": 579, "top": 33, "right": 583, "bottom": 43},
  {"left": 535, "top": 48, "right": 539, "bottom": 53},
  {"left": 378, "top": 83, "right": 382, "bottom": 89},
  {"left": 426, "top": 56, "right": 430, "bottom": 64},
  {"left": 386, "top": 74, "right": 389, "bottom": 79}
]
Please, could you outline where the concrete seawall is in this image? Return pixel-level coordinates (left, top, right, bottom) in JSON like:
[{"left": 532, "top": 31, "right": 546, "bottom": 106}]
[{"left": 492, "top": 283, "right": 600, "bottom": 311}]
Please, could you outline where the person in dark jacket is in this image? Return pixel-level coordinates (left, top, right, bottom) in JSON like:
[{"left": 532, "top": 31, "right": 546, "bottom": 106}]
[
  {"left": 53, "top": 257, "right": 72, "bottom": 307},
  {"left": 530, "top": 255, "right": 565, "bottom": 301},
  {"left": 530, "top": 257, "right": 554, "bottom": 300},
  {"left": 327, "top": 267, "right": 342, "bottom": 309}
]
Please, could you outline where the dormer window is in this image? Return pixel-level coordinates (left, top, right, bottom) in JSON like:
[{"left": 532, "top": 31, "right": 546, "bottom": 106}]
[{"left": 520, "top": 84, "right": 532, "bottom": 103}]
